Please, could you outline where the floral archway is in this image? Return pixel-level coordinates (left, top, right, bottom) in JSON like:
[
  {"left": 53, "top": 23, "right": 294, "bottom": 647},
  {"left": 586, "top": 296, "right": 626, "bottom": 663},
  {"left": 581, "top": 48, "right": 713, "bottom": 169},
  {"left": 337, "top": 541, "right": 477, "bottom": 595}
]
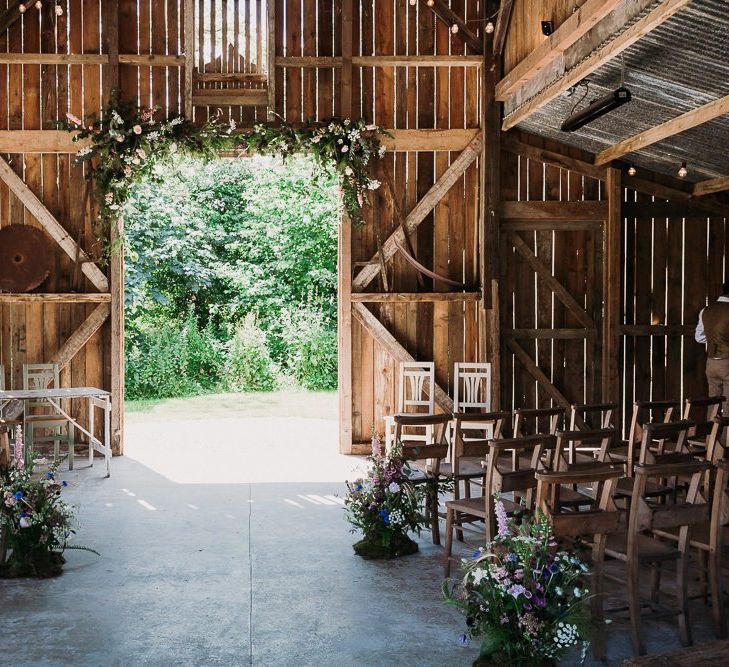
[{"left": 63, "top": 103, "right": 389, "bottom": 250}]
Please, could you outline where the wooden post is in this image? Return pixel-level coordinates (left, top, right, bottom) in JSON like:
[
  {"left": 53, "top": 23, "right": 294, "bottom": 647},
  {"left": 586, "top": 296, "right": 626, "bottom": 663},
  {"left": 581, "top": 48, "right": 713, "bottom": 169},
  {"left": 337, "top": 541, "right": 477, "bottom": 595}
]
[
  {"left": 266, "top": 0, "right": 276, "bottom": 115},
  {"left": 105, "top": 1, "right": 124, "bottom": 455},
  {"left": 602, "top": 167, "right": 622, "bottom": 404},
  {"left": 184, "top": 0, "right": 195, "bottom": 118},
  {"left": 339, "top": 0, "right": 352, "bottom": 118},
  {"left": 338, "top": 213, "right": 353, "bottom": 454},
  {"left": 482, "top": 5, "right": 501, "bottom": 408}
]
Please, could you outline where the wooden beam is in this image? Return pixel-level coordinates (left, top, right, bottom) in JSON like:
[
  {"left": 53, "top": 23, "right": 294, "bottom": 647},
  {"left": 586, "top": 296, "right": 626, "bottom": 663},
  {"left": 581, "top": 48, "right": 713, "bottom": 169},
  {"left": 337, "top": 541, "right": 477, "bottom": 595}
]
[
  {"left": 0, "top": 129, "right": 478, "bottom": 155},
  {"left": 624, "top": 173, "right": 729, "bottom": 218},
  {"left": 266, "top": 0, "right": 276, "bottom": 115},
  {"left": 352, "top": 132, "right": 483, "bottom": 291},
  {"left": 338, "top": 215, "right": 353, "bottom": 454},
  {"left": 425, "top": 0, "right": 482, "bottom": 54},
  {"left": 510, "top": 232, "right": 595, "bottom": 329},
  {"left": 602, "top": 168, "right": 621, "bottom": 402},
  {"left": 195, "top": 72, "right": 268, "bottom": 83},
  {"left": 351, "top": 292, "right": 481, "bottom": 303},
  {"left": 505, "top": 328, "right": 589, "bottom": 340},
  {"left": 0, "top": 1, "right": 23, "bottom": 39},
  {"left": 496, "top": 0, "right": 623, "bottom": 100},
  {"left": 184, "top": 0, "right": 194, "bottom": 118},
  {"left": 0, "top": 156, "right": 108, "bottom": 292},
  {"left": 340, "top": 0, "right": 353, "bottom": 118},
  {"left": 502, "top": 134, "right": 606, "bottom": 180},
  {"left": 501, "top": 0, "right": 691, "bottom": 131},
  {"left": 118, "top": 54, "right": 185, "bottom": 66},
  {"left": 492, "top": 0, "right": 514, "bottom": 55},
  {"left": 0, "top": 54, "right": 184, "bottom": 65},
  {"left": 381, "top": 128, "right": 479, "bottom": 152},
  {"left": 596, "top": 94, "right": 729, "bottom": 166},
  {"left": 353, "top": 303, "right": 454, "bottom": 413},
  {"left": 620, "top": 324, "right": 694, "bottom": 336},
  {"left": 0, "top": 293, "right": 111, "bottom": 303},
  {"left": 192, "top": 90, "right": 269, "bottom": 107},
  {"left": 506, "top": 338, "right": 575, "bottom": 414},
  {"left": 502, "top": 220, "right": 601, "bottom": 232},
  {"left": 276, "top": 55, "right": 483, "bottom": 67},
  {"left": 501, "top": 200, "right": 607, "bottom": 221},
  {"left": 50, "top": 303, "right": 111, "bottom": 371},
  {"left": 693, "top": 175, "right": 729, "bottom": 198}
]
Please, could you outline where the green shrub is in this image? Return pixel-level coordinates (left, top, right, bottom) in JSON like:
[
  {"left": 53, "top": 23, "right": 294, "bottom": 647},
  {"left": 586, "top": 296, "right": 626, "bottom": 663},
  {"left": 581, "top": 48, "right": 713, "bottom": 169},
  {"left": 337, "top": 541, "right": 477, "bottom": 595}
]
[
  {"left": 281, "top": 305, "right": 338, "bottom": 390},
  {"left": 125, "top": 312, "right": 224, "bottom": 399},
  {"left": 224, "top": 313, "right": 279, "bottom": 392}
]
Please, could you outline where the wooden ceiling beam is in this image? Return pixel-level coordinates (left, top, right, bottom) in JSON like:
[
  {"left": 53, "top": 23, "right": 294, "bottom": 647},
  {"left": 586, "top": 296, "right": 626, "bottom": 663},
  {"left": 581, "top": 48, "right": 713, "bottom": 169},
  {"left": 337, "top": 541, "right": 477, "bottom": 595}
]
[
  {"left": 424, "top": 0, "right": 482, "bottom": 55},
  {"left": 595, "top": 94, "right": 729, "bottom": 166},
  {"left": 495, "top": 0, "right": 623, "bottom": 100},
  {"left": 492, "top": 0, "right": 514, "bottom": 55},
  {"left": 694, "top": 175, "right": 729, "bottom": 198},
  {"left": 0, "top": 1, "right": 23, "bottom": 39},
  {"left": 501, "top": 0, "right": 691, "bottom": 131}
]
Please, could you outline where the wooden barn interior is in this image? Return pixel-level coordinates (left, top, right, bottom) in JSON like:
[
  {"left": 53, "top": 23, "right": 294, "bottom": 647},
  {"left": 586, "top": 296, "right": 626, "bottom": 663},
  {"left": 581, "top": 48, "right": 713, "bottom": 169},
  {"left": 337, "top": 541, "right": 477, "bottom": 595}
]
[
  {"left": 0, "top": 0, "right": 727, "bottom": 454},
  {"left": 4, "top": 0, "right": 729, "bottom": 663}
]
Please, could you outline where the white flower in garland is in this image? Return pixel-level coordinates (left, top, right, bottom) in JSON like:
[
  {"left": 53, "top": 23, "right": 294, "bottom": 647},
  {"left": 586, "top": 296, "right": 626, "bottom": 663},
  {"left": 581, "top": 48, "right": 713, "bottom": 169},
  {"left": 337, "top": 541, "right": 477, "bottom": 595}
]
[
  {"left": 553, "top": 622, "right": 579, "bottom": 649},
  {"left": 133, "top": 125, "right": 142, "bottom": 135},
  {"left": 76, "top": 146, "right": 92, "bottom": 157},
  {"left": 368, "top": 179, "right": 381, "bottom": 190}
]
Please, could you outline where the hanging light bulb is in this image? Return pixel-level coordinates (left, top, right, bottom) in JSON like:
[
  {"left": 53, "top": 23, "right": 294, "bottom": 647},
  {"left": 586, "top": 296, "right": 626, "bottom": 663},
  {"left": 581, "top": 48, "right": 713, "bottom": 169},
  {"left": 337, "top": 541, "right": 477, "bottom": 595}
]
[
  {"left": 678, "top": 161, "right": 688, "bottom": 178},
  {"left": 426, "top": 0, "right": 434, "bottom": 5},
  {"left": 451, "top": 24, "right": 459, "bottom": 34},
  {"left": 18, "top": 3, "right": 27, "bottom": 13},
  {"left": 627, "top": 165, "right": 636, "bottom": 177},
  {"left": 409, "top": 0, "right": 416, "bottom": 4},
  {"left": 34, "top": 0, "right": 42, "bottom": 9},
  {"left": 485, "top": 21, "right": 495, "bottom": 34},
  {"left": 55, "top": 2, "right": 63, "bottom": 15}
]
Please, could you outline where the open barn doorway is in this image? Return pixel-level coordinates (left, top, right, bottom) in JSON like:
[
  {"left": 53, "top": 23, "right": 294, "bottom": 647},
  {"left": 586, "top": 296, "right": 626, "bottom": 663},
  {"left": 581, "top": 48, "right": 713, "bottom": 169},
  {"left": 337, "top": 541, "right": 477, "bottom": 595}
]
[{"left": 119, "top": 154, "right": 352, "bottom": 481}]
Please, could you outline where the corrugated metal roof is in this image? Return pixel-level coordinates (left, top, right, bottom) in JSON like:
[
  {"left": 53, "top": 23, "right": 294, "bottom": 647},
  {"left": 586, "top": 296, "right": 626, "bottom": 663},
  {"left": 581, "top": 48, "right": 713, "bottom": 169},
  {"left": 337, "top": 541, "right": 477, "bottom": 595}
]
[{"left": 515, "top": 0, "right": 729, "bottom": 182}]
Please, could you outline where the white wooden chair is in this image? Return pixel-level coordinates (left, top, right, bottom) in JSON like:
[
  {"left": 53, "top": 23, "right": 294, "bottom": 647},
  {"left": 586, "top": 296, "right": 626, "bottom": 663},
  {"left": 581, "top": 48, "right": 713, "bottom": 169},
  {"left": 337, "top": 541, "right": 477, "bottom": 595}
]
[
  {"left": 384, "top": 361, "right": 435, "bottom": 449},
  {"left": 450, "top": 362, "right": 492, "bottom": 443},
  {"left": 23, "top": 363, "right": 75, "bottom": 468}
]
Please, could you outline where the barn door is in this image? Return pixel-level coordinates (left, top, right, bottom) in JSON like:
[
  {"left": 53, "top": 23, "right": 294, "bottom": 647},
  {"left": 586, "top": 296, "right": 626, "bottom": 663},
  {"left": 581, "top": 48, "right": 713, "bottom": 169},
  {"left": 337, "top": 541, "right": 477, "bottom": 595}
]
[{"left": 500, "top": 218, "right": 604, "bottom": 414}]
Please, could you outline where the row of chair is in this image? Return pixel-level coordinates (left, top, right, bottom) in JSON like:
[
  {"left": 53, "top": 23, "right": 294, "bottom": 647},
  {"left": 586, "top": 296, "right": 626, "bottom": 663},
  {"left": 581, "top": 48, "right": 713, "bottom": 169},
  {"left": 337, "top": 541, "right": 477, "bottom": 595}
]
[
  {"left": 0, "top": 363, "right": 75, "bottom": 465},
  {"left": 389, "top": 398, "right": 729, "bottom": 657}
]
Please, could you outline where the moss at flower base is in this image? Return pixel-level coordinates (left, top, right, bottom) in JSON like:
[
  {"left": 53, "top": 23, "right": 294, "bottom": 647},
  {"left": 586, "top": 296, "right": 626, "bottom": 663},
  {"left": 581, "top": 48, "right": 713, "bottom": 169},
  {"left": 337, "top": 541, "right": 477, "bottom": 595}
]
[
  {"left": 0, "top": 548, "right": 65, "bottom": 579},
  {"left": 352, "top": 532, "right": 419, "bottom": 560}
]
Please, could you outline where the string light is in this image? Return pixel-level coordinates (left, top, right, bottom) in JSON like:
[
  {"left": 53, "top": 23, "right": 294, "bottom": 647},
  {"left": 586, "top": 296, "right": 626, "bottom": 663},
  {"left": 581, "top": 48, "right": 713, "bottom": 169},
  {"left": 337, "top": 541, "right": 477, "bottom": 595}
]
[
  {"left": 678, "top": 161, "right": 688, "bottom": 178},
  {"left": 34, "top": 0, "right": 42, "bottom": 9},
  {"left": 451, "top": 24, "right": 458, "bottom": 34},
  {"left": 18, "top": 3, "right": 26, "bottom": 12},
  {"left": 55, "top": 2, "right": 63, "bottom": 15},
  {"left": 485, "top": 21, "right": 495, "bottom": 34},
  {"left": 627, "top": 165, "right": 636, "bottom": 177}
]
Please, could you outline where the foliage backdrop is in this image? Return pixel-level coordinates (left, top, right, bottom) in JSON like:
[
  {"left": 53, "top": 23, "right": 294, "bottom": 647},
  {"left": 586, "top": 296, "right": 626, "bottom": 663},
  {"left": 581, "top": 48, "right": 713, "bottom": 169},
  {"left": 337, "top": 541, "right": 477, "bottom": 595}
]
[{"left": 124, "top": 155, "right": 340, "bottom": 399}]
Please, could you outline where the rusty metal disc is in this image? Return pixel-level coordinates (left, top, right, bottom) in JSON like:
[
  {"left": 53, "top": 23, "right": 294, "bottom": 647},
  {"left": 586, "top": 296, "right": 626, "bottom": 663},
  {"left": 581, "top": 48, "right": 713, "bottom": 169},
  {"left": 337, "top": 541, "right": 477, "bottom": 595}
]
[{"left": 0, "top": 225, "right": 54, "bottom": 292}]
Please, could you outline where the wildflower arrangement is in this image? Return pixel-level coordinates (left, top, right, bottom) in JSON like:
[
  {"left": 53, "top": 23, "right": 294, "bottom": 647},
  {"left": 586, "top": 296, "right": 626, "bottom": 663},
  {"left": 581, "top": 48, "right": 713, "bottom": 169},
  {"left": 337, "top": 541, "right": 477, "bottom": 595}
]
[
  {"left": 61, "top": 102, "right": 388, "bottom": 249},
  {"left": 444, "top": 499, "right": 591, "bottom": 665},
  {"left": 0, "top": 427, "right": 87, "bottom": 578},
  {"left": 344, "top": 431, "right": 451, "bottom": 559}
]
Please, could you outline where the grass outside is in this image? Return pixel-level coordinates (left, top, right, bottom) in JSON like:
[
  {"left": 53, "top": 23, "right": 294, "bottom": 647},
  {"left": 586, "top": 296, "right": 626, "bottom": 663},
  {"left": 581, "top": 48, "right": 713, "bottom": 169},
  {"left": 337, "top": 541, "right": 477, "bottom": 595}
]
[{"left": 125, "top": 390, "right": 338, "bottom": 422}]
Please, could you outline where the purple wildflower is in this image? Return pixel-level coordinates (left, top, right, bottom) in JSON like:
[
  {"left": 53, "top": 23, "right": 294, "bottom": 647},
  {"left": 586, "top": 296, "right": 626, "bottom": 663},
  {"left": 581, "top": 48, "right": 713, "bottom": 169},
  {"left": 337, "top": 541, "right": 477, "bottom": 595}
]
[
  {"left": 495, "top": 499, "right": 509, "bottom": 536},
  {"left": 507, "top": 584, "right": 526, "bottom": 597}
]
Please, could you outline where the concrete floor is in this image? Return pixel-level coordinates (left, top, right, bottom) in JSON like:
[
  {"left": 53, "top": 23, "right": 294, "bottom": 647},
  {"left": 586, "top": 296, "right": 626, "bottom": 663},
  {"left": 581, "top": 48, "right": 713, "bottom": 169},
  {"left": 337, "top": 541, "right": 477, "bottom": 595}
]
[{"left": 0, "top": 393, "right": 723, "bottom": 665}]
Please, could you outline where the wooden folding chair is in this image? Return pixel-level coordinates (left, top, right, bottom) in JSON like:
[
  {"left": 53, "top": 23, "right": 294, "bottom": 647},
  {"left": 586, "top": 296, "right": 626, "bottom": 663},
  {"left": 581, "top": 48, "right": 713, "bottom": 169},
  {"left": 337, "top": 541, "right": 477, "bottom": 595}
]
[
  {"left": 535, "top": 464, "right": 623, "bottom": 660},
  {"left": 611, "top": 400, "right": 679, "bottom": 474},
  {"left": 443, "top": 434, "right": 551, "bottom": 576},
  {"left": 570, "top": 402, "right": 618, "bottom": 431},
  {"left": 683, "top": 396, "right": 725, "bottom": 453},
  {"left": 447, "top": 411, "right": 510, "bottom": 500},
  {"left": 0, "top": 363, "right": 21, "bottom": 469},
  {"left": 394, "top": 413, "right": 451, "bottom": 545},
  {"left": 385, "top": 361, "right": 435, "bottom": 448},
  {"left": 23, "top": 363, "right": 75, "bottom": 468},
  {"left": 605, "top": 459, "right": 713, "bottom": 655},
  {"left": 513, "top": 406, "right": 565, "bottom": 437}
]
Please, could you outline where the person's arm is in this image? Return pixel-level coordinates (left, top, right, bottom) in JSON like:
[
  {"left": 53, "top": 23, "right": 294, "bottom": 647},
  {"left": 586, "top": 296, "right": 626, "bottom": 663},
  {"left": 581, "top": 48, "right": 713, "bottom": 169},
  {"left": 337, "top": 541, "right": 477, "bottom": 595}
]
[{"left": 696, "top": 308, "right": 707, "bottom": 344}]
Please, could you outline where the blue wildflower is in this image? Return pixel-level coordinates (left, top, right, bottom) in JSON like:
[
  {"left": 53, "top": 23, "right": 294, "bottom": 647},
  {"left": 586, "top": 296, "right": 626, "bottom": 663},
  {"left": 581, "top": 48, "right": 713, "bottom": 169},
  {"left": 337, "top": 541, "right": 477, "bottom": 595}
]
[
  {"left": 472, "top": 550, "right": 481, "bottom": 559},
  {"left": 549, "top": 563, "right": 560, "bottom": 574},
  {"left": 62, "top": 481, "right": 68, "bottom": 487},
  {"left": 46, "top": 472, "right": 54, "bottom": 479},
  {"left": 505, "top": 552, "right": 518, "bottom": 562},
  {"left": 356, "top": 484, "right": 363, "bottom": 491},
  {"left": 14, "top": 491, "right": 23, "bottom": 500},
  {"left": 378, "top": 508, "right": 390, "bottom": 525},
  {"left": 458, "top": 634, "right": 469, "bottom": 646}
]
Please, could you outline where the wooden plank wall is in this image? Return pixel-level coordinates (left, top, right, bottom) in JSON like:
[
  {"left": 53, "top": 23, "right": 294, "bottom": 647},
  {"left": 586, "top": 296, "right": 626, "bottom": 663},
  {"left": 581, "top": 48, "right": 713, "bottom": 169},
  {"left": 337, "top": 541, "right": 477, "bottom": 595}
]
[
  {"left": 338, "top": 1, "right": 483, "bottom": 446},
  {"left": 0, "top": 0, "right": 107, "bottom": 429},
  {"left": 500, "top": 136, "right": 603, "bottom": 419},
  {"left": 620, "top": 201, "right": 722, "bottom": 424},
  {"left": 0, "top": 1, "right": 484, "bottom": 451}
]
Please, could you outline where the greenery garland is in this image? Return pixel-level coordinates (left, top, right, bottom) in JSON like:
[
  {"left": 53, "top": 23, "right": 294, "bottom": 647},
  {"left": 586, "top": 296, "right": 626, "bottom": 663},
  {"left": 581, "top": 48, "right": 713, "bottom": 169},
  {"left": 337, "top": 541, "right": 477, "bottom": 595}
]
[{"left": 61, "top": 102, "right": 389, "bottom": 245}]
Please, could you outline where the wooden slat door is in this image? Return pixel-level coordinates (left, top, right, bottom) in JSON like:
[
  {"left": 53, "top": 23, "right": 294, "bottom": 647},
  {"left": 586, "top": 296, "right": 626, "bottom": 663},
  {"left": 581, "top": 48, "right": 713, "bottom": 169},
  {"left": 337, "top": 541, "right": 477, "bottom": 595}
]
[{"left": 500, "top": 221, "right": 603, "bottom": 414}]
